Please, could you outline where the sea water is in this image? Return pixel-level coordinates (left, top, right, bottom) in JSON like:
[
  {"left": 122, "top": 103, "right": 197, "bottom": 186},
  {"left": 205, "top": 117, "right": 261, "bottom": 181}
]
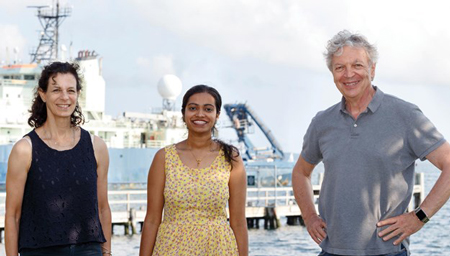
[{"left": 1, "top": 161, "right": 450, "bottom": 256}]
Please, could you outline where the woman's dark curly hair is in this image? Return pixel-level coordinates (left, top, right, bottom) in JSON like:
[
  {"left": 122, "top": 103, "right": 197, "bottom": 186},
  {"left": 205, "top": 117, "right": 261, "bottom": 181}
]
[
  {"left": 181, "top": 84, "right": 240, "bottom": 166},
  {"left": 28, "top": 61, "right": 85, "bottom": 128}
]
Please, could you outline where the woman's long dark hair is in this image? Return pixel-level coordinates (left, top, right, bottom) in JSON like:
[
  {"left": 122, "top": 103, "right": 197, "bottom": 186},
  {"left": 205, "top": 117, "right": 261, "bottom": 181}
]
[
  {"left": 28, "top": 62, "right": 85, "bottom": 128},
  {"left": 182, "top": 84, "right": 239, "bottom": 166}
]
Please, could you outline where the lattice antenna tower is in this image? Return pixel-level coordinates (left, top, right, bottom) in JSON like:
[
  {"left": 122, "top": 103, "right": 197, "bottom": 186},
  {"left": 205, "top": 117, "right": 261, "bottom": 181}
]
[{"left": 28, "top": 0, "right": 72, "bottom": 63}]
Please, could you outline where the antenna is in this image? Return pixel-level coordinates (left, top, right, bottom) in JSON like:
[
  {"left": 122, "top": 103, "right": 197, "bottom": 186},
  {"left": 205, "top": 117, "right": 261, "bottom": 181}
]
[
  {"left": 6, "top": 46, "right": 10, "bottom": 65},
  {"left": 13, "top": 47, "right": 19, "bottom": 64},
  {"left": 28, "top": 0, "right": 72, "bottom": 63},
  {"left": 69, "top": 41, "right": 73, "bottom": 61},
  {"left": 60, "top": 44, "right": 67, "bottom": 61}
]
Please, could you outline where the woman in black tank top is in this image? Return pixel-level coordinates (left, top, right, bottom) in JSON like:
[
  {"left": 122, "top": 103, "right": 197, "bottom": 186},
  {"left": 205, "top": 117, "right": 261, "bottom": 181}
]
[{"left": 4, "top": 62, "right": 112, "bottom": 256}]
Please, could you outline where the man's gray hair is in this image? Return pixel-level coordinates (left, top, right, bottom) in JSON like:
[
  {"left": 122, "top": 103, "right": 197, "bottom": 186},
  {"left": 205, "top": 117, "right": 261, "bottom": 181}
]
[{"left": 324, "top": 30, "right": 378, "bottom": 71}]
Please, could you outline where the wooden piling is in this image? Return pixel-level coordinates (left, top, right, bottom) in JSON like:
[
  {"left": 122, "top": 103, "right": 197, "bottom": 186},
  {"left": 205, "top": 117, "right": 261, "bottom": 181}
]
[
  {"left": 287, "top": 216, "right": 304, "bottom": 226},
  {"left": 264, "top": 207, "right": 279, "bottom": 229},
  {"left": 247, "top": 217, "right": 261, "bottom": 229},
  {"left": 129, "top": 208, "right": 137, "bottom": 235}
]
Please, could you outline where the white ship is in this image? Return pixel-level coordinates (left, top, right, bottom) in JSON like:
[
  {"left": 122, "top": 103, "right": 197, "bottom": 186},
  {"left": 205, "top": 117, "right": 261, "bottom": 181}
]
[
  {"left": 0, "top": 55, "right": 187, "bottom": 148},
  {"left": 0, "top": 1, "right": 292, "bottom": 186}
]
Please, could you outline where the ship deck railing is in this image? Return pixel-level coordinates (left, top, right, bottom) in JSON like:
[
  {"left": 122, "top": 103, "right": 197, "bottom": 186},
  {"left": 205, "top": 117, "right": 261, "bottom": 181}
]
[{"left": 0, "top": 172, "right": 424, "bottom": 238}]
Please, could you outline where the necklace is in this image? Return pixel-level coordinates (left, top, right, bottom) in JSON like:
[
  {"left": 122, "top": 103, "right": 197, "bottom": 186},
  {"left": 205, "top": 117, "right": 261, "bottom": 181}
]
[
  {"left": 187, "top": 140, "right": 213, "bottom": 167},
  {"left": 43, "top": 126, "right": 76, "bottom": 147}
]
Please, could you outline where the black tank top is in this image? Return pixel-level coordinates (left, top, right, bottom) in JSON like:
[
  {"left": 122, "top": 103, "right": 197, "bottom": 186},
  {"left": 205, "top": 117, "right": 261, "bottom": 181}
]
[{"left": 18, "top": 128, "right": 106, "bottom": 251}]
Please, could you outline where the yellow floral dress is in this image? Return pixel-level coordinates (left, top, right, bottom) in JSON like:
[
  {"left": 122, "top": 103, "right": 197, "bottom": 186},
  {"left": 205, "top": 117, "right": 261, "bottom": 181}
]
[{"left": 152, "top": 144, "right": 239, "bottom": 256}]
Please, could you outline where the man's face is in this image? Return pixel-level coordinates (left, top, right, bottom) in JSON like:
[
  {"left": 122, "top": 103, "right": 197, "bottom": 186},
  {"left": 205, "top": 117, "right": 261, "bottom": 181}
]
[{"left": 331, "top": 46, "right": 376, "bottom": 101}]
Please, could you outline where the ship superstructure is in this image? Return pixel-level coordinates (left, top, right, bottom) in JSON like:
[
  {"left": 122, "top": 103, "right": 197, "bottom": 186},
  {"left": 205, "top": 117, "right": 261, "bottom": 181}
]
[
  {"left": 0, "top": 2, "right": 187, "bottom": 148},
  {"left": 0, "top": 56, "right": 187, "bottom": 148}
]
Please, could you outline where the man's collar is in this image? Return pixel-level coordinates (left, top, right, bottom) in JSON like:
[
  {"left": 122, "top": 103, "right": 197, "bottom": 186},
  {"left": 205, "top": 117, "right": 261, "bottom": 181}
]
[
  {"left": 367, "top": 86, "right": 383, "bottom": 113},
  {"left": 340, "top": 86, "right": 384, "bottom": 113}
]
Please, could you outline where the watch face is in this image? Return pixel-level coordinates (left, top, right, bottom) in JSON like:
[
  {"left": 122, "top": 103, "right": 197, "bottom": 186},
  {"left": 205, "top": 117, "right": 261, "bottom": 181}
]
[{"left": 415, "top": 208, "right": 429, "bottom": 223}]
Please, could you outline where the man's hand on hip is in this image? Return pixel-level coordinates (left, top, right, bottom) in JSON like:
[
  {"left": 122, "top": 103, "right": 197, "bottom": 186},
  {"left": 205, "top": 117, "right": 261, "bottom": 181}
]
[
  {"left": 377, "top": 211, "right": 424, "bottom": 245},
  {"left": 305, "top": 214, "right": 327, "bottom": 245}
]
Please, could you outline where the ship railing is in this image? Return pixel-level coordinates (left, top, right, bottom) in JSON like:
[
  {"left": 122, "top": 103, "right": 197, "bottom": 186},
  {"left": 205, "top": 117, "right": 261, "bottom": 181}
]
[
  {"left": 108, "top": 190, "right": 147, "bottom": 226},
  {"left": 0, "top": 173, "right": 425, "bottom": 235},
  {"left": 246, "top": 186, "right": 320, "bottom": 207},
  {"left": 0, "top": 188, "right": 311, "bottom": 230},
  {"left": 0, "top": 79, "right": 35, "bottom": 87},
  {"left": 83, "top": 121, "right": 152, "bottom": 129},
  {"left": 105, "top": 187, "right": 312, "bottom": 228},
  {"left": 106, "top": 140, "right": 167, "bottom": 148},
  {"left": 145, "top": 140, "right": 168, "bottom": 148}
]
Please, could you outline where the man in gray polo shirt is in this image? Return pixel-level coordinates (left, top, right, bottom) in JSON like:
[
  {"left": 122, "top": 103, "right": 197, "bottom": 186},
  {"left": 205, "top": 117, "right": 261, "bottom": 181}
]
[{"left": 292, "top": 30, "right": 450, "bottom": 256}]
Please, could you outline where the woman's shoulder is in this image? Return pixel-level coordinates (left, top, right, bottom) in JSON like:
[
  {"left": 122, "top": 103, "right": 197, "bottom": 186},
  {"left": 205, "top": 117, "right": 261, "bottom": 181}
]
[
  {"left": 91, "top": 134, "right": 107, "bottom": 149},
  {"left": 8, "top": 137, "right": 33, "bottom": 170},
  {"left": 12, "top": 137, "right": 33, "bottom": 154},
  {"left": 155, "top": 147, "right": 168, "bottom": 159},
  {"left": 150, "top": 148, "right": 167, "bottom": 170},
  {"left": 89, "top": 130, "right": 108, "bottom": 159},
  {"left": 162, "top": 143, "right": 178, "bottom": 155},
  {"left": 230, "top": 150, "right": 244, "bottom": 167}
]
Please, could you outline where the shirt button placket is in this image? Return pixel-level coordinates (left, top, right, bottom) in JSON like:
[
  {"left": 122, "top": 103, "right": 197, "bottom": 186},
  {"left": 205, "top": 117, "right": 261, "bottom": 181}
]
[{"left": 351, "top": 122, "right": 359, "bottom": 137}]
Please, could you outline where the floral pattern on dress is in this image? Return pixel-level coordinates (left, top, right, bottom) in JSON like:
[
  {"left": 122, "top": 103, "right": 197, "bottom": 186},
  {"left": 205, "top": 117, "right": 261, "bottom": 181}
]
[{"left": 152, "top": 144, "right": 239, "bottom": 256}]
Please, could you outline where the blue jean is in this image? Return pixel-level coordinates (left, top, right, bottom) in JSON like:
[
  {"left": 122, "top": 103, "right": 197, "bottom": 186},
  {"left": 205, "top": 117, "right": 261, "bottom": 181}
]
[
  {"left": 20, "top": 243, "right": 102, "bottom": 256},
  {"left": 318, "top": 245, "right": 407, "bottom": 256}
]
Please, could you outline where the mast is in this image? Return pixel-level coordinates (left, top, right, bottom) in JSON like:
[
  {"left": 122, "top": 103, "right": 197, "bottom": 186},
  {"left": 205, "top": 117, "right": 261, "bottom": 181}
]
[{"left": 28, "top": 0, "right": 71, "bottom": 64}]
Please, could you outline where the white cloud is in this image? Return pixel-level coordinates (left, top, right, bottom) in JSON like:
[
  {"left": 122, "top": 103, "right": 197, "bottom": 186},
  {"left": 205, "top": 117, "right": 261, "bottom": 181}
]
[
  {"left": 0, "top": 1, "right": 73, "bottom": 16},
  {"left": 6, "top": 0, "right": 449, "bottom": 84},
  {"left": 136, "top": 55, "right": 176, "bottom": 79},
  {"left": 0, "top": 24, "right": 27, "bottom": 64},
  {"left": 0, "top": 1, "right": 39, "bottom": 13},
  {"left": 128, "top": 0, "right": 450, "bottom": 86},
  {"left": 136, "top": 56, "right": 151, "bottom": 68},
  {"left": 130, "top": 0, "right": 329, "bottom": 69}
]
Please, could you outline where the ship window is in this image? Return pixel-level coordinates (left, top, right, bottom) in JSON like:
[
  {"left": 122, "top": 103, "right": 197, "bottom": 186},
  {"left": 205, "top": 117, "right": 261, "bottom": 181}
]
[
  {"left": 24, "top": 75, "right": 35, "bottom": 80},
  {"left": 3, "top": 75, "right": 11, "bottom": 79},
  {"left": 6, "top": 94, "right": 8, "bottom": 98},
  {"left": 18, "top": 94, "right": 21, "bottom": 98},
  {"left": 13, "top": 75, "right": 20, "bottom": 79}
]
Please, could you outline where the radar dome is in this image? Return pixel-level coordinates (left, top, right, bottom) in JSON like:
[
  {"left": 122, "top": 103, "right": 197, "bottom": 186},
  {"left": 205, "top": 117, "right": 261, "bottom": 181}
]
[{"left": 157, "top": 74, "right": 182, "bottom": 100}]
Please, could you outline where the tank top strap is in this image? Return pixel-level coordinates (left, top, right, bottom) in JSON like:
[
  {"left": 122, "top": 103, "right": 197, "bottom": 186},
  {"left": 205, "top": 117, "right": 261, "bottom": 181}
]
[
  {"left": 25, "top": 130, "right": 46, "bottom": 155},
  {"left": 25, "top": 129, "right": 38, "bottom": 143}
]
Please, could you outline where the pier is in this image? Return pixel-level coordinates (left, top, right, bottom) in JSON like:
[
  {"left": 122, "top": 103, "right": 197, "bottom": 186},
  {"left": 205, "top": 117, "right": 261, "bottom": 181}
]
[
  {"left": 244, "top": 172, "right": 425, "bottom": 229},
  {"left": 0, "top": 172, "right": 425, "bottom": 240}
]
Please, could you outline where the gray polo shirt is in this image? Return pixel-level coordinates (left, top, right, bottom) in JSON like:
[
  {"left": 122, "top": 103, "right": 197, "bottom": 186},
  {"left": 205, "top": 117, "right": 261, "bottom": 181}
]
[{"left": 301, "top": 87, "right": 445, "bottom": 255}]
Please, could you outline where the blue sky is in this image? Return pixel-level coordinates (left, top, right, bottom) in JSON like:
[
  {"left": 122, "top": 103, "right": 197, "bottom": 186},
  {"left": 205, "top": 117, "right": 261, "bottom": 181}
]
[{"left": 1, "top": 0, "right": 450, "bottom": 152}]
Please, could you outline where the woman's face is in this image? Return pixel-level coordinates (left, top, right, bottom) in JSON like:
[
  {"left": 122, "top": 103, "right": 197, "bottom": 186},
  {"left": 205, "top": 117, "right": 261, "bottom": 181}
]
[
  {"left": 39, "top": 73, "right": 79, "bottom": 120},
  {"left": 183, "top": 92, "right": 219, "bottom": 134}
]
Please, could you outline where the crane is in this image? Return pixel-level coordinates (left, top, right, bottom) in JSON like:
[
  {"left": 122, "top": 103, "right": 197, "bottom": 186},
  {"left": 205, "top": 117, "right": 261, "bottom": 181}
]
[{"left": 223, "top": 103, "right": 284, "bottom": 161}]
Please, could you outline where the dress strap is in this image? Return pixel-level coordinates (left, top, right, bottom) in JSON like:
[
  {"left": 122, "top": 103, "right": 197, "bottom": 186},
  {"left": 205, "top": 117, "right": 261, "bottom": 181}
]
[
  {"left": 164, "top": 144, "right": 177, "bottom": 173},
  {"left": 164, "top": 144, "right": 176, "bottom": 156}
]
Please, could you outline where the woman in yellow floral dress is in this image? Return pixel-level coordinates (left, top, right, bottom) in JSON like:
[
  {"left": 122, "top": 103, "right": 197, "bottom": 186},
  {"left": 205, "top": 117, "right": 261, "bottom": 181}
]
[{"left": 139, "top": 85, "right": 248, "bottom": 256}]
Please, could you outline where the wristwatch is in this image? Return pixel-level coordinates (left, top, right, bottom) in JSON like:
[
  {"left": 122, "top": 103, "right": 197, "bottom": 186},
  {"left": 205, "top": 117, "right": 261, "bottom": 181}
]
[{"left": 414, "top": 207, "right": 430, "bottom": 224}]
